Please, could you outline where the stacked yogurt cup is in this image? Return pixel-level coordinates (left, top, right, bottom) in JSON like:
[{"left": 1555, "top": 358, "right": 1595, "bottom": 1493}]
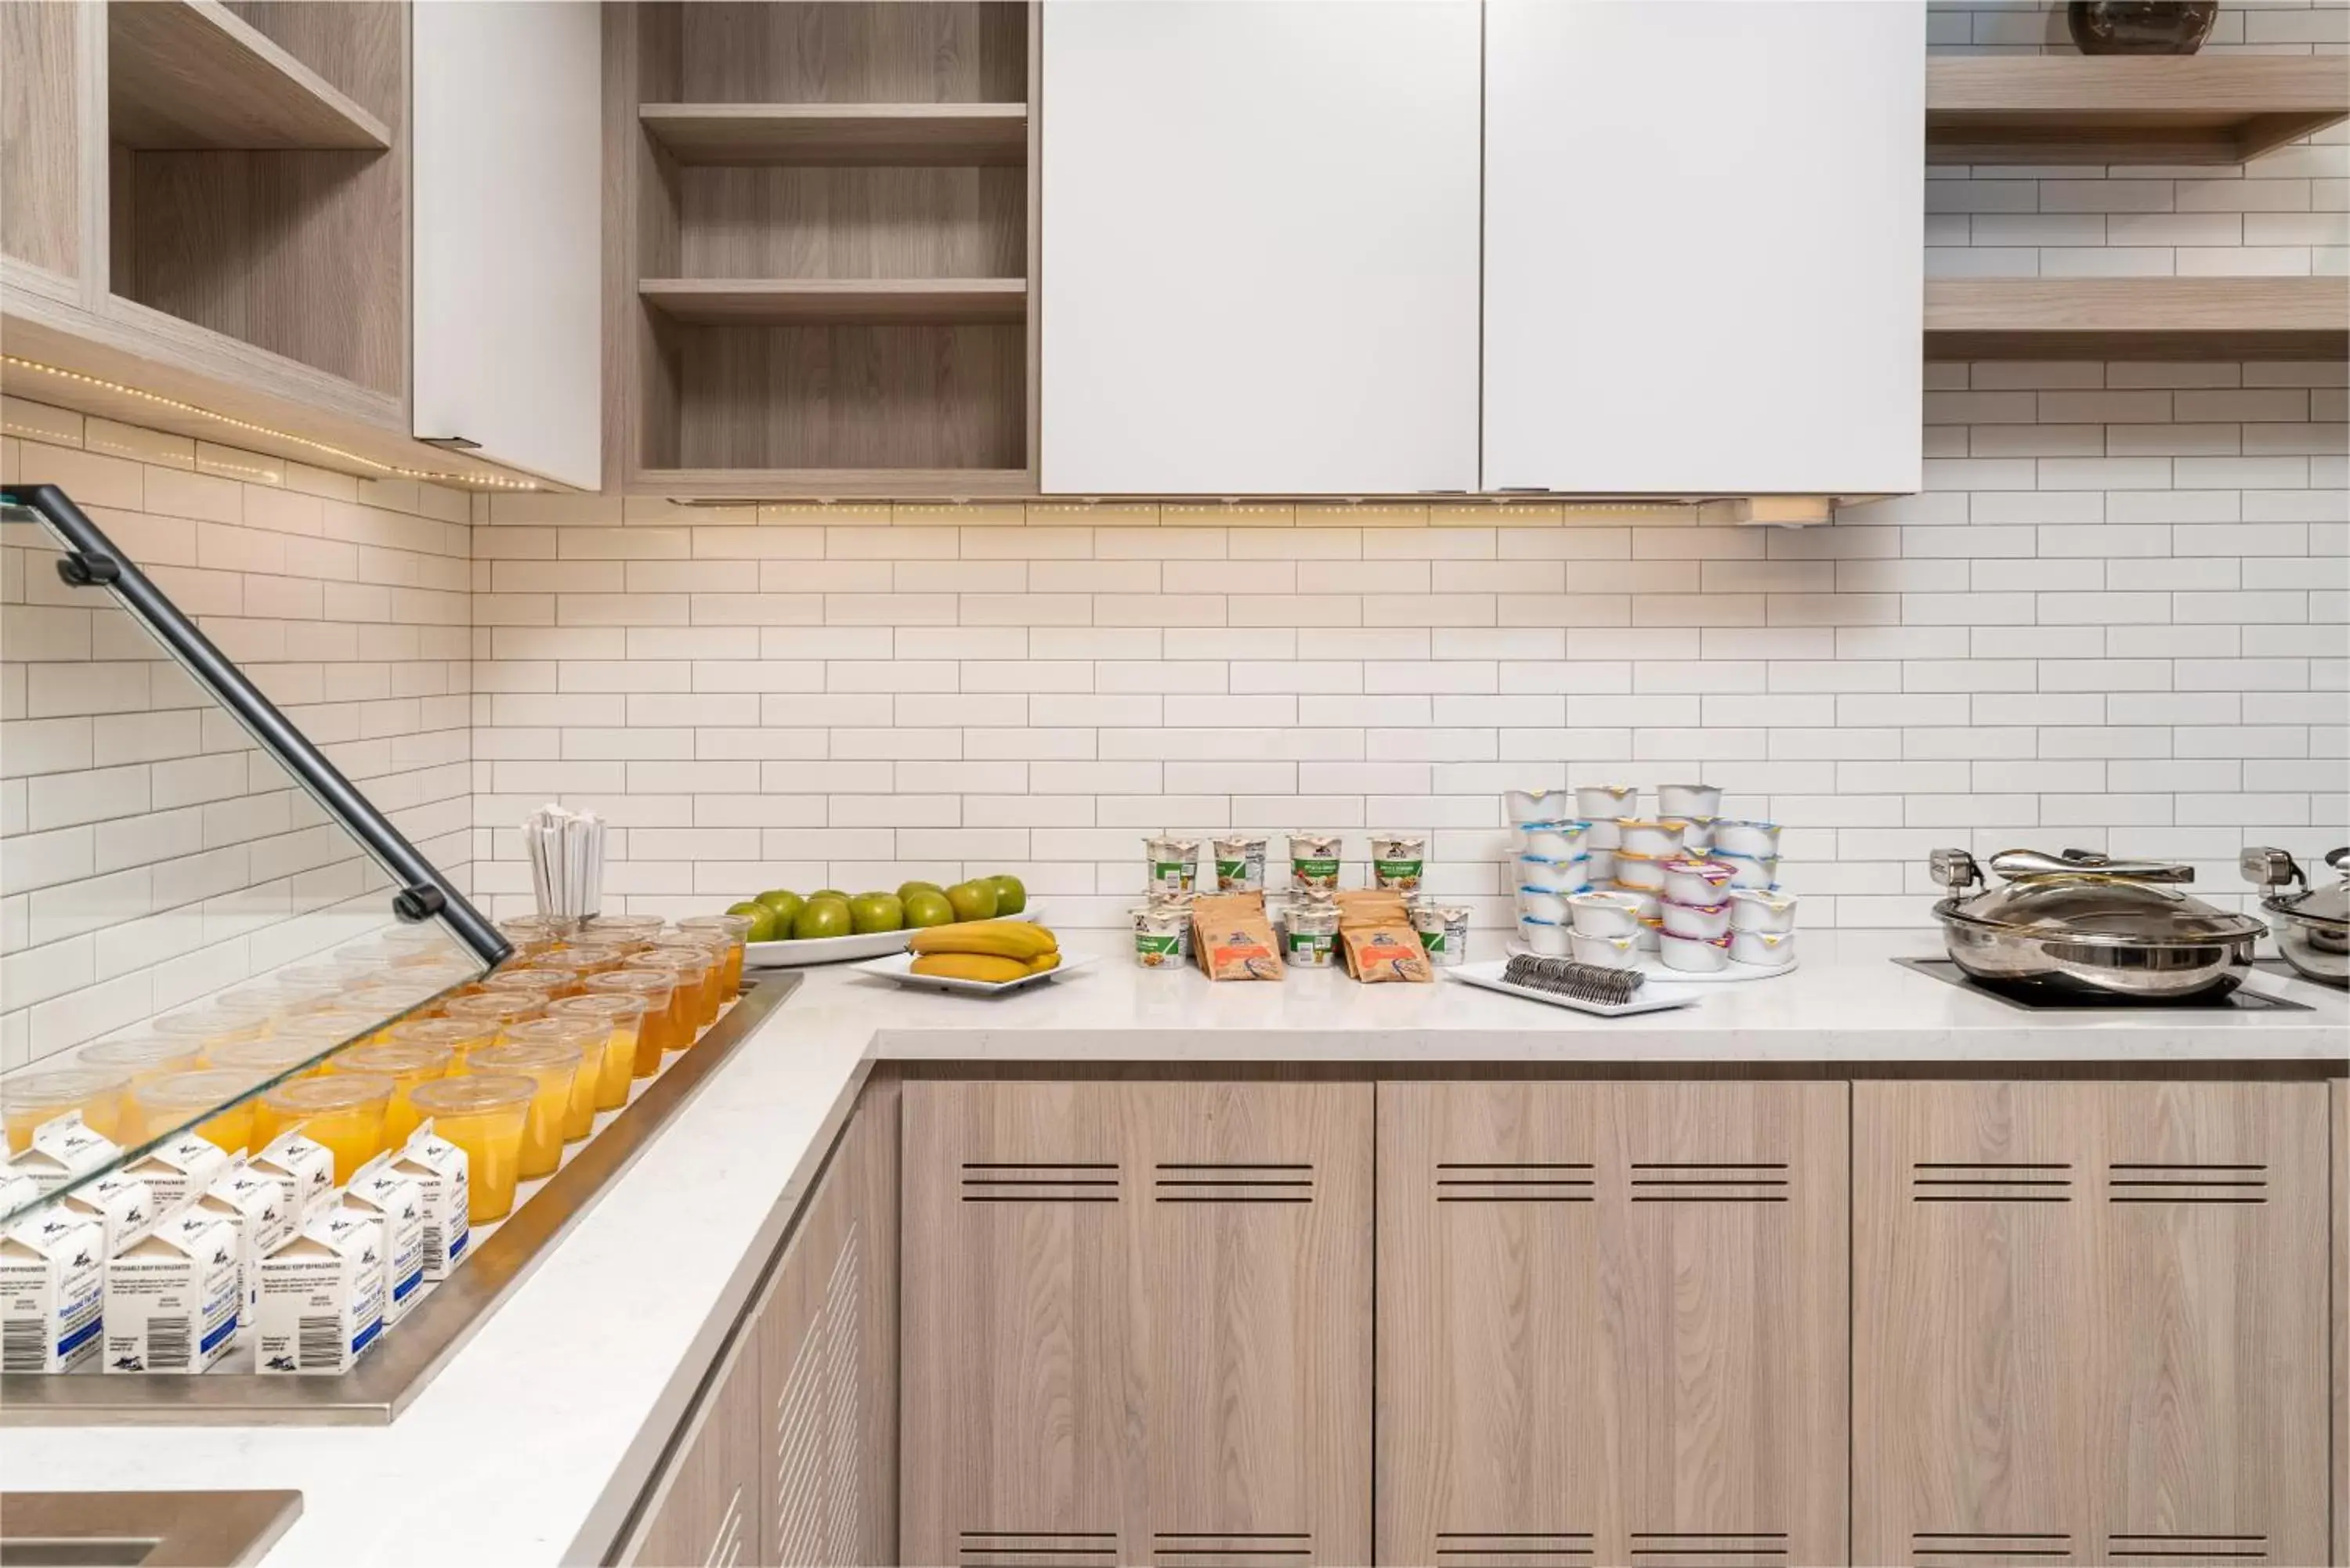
[{"left": 1503, "top": 784, "right": 1798, "bottom": 973}]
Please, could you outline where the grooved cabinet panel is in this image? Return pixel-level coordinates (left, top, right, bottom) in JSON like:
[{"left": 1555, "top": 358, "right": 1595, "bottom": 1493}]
[
  {"left": 1853, "top": 1082, "right": 2330, "bottom": 1568},
  {"left": 1378, "top": 1082, "right": 1849, "bottom": 1568},
  {"left": 627, "top": 1330, "right": 759, "bottom": 1568},
  {"left": 900, "top": 1080, "right": 1373, "bottom": 1567}
]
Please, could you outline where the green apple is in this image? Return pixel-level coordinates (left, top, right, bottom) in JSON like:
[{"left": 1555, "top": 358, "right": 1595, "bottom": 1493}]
[
  {"left": 727, "top": 901, "right": 782, "bottom": 943},
  {"left": 896, "top": 880, "right": 944, "bottom": 904},
  {"left": 809, "top": 888, "right": 848, "bottom": 905},
  {"left": 792, "top": 898, "right": 851, "bottom": 941},
  {"left": 945, "top": 880, "right": 999, "bottom": 923},
  {"left": 986, "top": 873, "right": 1028, "bottom": 916},
  {"left": 903, "top": 889, "right": 956, "bottom": 928},
  {"left": 848, "top": 892, "right": 904, "bottom": 934}
]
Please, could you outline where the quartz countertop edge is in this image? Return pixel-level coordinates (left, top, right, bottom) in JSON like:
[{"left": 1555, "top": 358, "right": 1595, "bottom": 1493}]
[{"left": 2, "top": 931, "right": 2340, "bottom": 1568}]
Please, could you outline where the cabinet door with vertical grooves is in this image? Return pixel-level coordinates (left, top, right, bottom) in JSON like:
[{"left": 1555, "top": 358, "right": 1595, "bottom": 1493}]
[
  {"left": 1379, "top": 1082, "right": 1848, "bottom": 1568},
  {"left": 627, "top": 1331, "right": 760, "bottom": 1568}
]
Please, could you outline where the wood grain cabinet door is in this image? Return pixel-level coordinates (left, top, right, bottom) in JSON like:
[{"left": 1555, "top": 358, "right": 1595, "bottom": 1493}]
[
  {"left": 627, "top": 1330, "right": 761, "bottom": 1568},
  {"left": 1378, "top": 1082, "right": 1849, "bottom": 1568},
  {"left": 901, "top": 1080, "right": 1373, "bottom": 1568},
  {"left": 1853, "top": 1082, "right": 2330, "bottom": 1568}
]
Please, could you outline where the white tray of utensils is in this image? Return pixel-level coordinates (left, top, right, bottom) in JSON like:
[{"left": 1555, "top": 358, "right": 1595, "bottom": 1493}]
[{"left": 1450, "top": 956, "right": 1701, "bottom": 1017}]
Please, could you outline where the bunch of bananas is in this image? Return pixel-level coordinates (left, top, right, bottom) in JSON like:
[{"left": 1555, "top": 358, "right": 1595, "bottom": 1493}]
[{"left": 908, "top": 919, "right": 1060, "bottom": 985}]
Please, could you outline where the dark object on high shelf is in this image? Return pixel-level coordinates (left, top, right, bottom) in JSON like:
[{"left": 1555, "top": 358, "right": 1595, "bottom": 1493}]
[
  {"left": 2067, "top": 0, "right": 2219, "bottom": 55},
  {"left": 1, "top": 482, "right": 508, "bottom": 970}
]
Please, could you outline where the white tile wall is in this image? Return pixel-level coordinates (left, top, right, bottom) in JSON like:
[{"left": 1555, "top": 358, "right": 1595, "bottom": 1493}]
[
  {"left": 465, "top": 358, "right": 2347, "bottom": 936},
  {"left": 1, "top": 402, "right": 475, "bottom": 1069},
  {"left": 1929, "top": 0, "right": 2349, "bottom": 278}
]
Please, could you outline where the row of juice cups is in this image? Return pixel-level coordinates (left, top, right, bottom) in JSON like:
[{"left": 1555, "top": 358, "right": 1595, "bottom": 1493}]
[{"left": 3, "top": 912, "right": 757, "bottom": 1226}]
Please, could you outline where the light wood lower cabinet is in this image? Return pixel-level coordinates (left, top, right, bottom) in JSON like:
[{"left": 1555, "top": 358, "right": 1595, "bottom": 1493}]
[
  {"left": 1853, "top": 1081, "right": 2330, "bottom": 1568},
  {"left": 627, "top": 1320, "right": 761, "bottom": 1568},
  {"left": 1378, "top": 1082, "right": 1850, "bottom": 1568},
  {"left": 898, "top": 1080, "right": 1373, "bottom": 1568}
]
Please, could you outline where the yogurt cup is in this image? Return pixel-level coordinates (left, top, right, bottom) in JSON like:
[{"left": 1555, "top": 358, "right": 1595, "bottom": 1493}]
[
  {"left": 1615, "top": 819, "right": 1685, "bottom": 858},
  {"left": 1669, "top": 816, "right": 1717, "bottom": 854},
  {"left": 1567, "top": 889, "right": 1645, "bottom": 939},
  {"left": 1371, "top": 835, "right": 1429, "bottom": 893},
  {"left": 1611, "top": 851, "right": 1668, "bottom": 892},
  {"left": 1657, "top": 783, "right": 1723, "bottom": 819},
  {"left": 1520, "top": 820, "right": 1590, "bottom": 859},
  {"left": 1585, "top": 848, "right": 1617, "bottom": 884},
  {"left": 1660, "top": 899, "right": 1733, "bottom": 941},
  {"left": 1516, "top": 886, "right": 1571, "bottom": 924},
  {"left": 1660, "top": 856, "right": 1738, "bottom": 908},
  {"left": 1503, "top": 789, "right": 1568, "bottom": 824},
  {"left": 1729, "top": 928, "right": 1797, "bottom": 968},
  {"left": 1583, "top": 818, "right": 1623, "bottom": 851},
  {"left": 1517, "top": 853, "right": 1589, "bottom": 893},
  {"left": 1145, "top": 836, "right": 1199, "bottom": 897},
  {"left": 1712, "top": 818, "right": 1782, "bottom": 859},
  {"left": 1289, "top": 833, "right": 1343, "bottom": 893},
  {"left": 1517, "top": 916, "right": 1572, "bottom": 958},
  {"left": 1727, "top": 887, "right": 1799, "bottom": 933},
  {"left": 1658, "top": 930, "right": 1731, "bottom": 973},
  {"left": 1574, "top": 784, "right": 1638, "bottom": 818},
  {"left": 1568, "top": 930, "right": 1640, "bottom": 969},
  {"left": 1133, "top": 904, "right": 1190, "bottom": 968},
  {"left": 1212, "top": 835, "right": 1268, "bottom": 894},
  {"left": 1718, "top": 851, "right": 1781, "bottom": 890}
]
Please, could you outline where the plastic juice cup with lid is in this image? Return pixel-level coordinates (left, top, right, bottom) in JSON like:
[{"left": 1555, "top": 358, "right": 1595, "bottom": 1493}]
[
  {"left": 149, "top": 1006, "right": 272, "bottom": 1052},
  {"left": 75, "top": 1035, "right": 204, "bottom": 1088},
  {"left": 499, "top": 1017, "right": 610, "bottom": 1140},
  {"left": 547, "top": 994, "right": 646, "bottom": 1111},
  {"left": 133, "top": 1069, "right": 267, "bottom": 1152},
  {"left": 438, "top": 993, "right": 550, "bottom": 1035},
  {"left": 577, "top": 913, "right": 664, "bottom": 942},
  {"left": 583, "top": 972, "right": 680, "bottom": 1075},
  {"left": 464, "top": 1042, "right": 578, "bottom": 1178},
  {"left": 2, "top": 1068, "right": 132, "bottom": 1153},
  {"left": 629, "top": 948, "right": 719, "bottom": 1031},
  {"left": 471, "top": 969, "right": 566, "bottom": 1003},
  {"left": 263, "top": 1007, "right": 385, "bottom": 1053},
  {"left": 677, "top": 916, "right": 752, "bottom": 997},
  {"left": 410, "top": 1075, "right": 533, "bottom": 1223},
  {"left": 508, "top": 958, "right": 596, "bottom": 997},
  {"left": 383, "top": 1016, "right": 498, "bottom": 1069},
  {"left": 327, "top": 1041, "right": 454, "bottom": 1147},
  {"left": 552, "top": 942, "right": 635, "bottom": 974},
  {"left": 261, "top": 1074, "right": 394, "bottom": 1183}
]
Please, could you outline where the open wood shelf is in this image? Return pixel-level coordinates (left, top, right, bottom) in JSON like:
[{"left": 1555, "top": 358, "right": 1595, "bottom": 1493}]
[
  {"left": 107, "top": 0, "right": 392, "bottom": 150},
  {"left": 1927, "top": 56, "right": 2348, "bottom": 166},
  {"left": 638, "top": 277, "right": 1027, "bottom": 325},
  {"left": 639, "top": 467, "right": 1038, "bottom": 500},
  {"left": 1925, "top": 276, "right": 2350, "bottom": 360},
  {"left": 640, "top": 103, "right": 1028, "bottom": 165}
]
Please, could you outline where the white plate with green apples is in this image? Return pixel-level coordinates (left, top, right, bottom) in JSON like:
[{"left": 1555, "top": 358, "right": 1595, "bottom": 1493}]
[{"left": 734, "top": 876, "right": 1039, "bottom": 969}]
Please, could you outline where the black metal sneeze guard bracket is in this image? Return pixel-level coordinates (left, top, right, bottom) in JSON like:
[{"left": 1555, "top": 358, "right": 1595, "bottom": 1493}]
[
  {"left": 2, "top": 482, "right": 508, "bottom": 967},
  {"left": 0, "top": 973, "right": 801, "bottom": 1425}
]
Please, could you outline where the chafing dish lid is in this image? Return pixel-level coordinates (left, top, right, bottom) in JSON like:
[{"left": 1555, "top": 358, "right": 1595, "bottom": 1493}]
[{"left": 1936, "top": 847, "right": 2265, "bottom": 945}]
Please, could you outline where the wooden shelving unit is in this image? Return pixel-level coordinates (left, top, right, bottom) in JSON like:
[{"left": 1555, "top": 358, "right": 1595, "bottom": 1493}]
[
  {"left": 639, "top": 103, "right": 1026, "bottom": 166},
  {"left": 638, "top": 277, "right": 1027, "bottom": 325},
  {"left": 1925, "top": 276, "right": 2350, "bottom": 360},
  {"left": 609, "top": 2, "right": 1036, "bottom": 496},
  {"left": 108, "top": 0, "right": 390, "bottom": 150},
  {"left": 1927, "top": 56, "right": 2349, "bottom": 165}
]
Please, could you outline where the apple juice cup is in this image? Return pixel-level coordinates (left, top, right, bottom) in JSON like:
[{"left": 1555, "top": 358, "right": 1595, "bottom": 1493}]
[
  {"left": 638, "top": 938, "right": 726, "bottom": 1025},
  {"left": 546, "top": 993, "right": 648, "bottom": 1110},
  {"left": 409, "top": 1075, "right": 534, "bottom": 1223},
  {"left": 624, "top": 952, "right": 717, "bottom": 1036},
  {"left": 584, "top": 972, "right": 682, "bottom": 1074},
  {"left": 465, "top": 1041, "right": 580, "bottom": 1178},
  {"left": 438, "top": 992, "right": 553, "bottom": 1040},
  {"left": 676, "top": 915, "right": 752, "bottom": 998},
  {"left": 498, "top": 1016, "right": 611, "bottom": 1141}
]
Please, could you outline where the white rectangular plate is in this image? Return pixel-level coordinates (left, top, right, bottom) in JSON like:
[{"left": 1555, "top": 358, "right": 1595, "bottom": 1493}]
[
  {"left": 745, "top": 907, "right": 1043, "bottom": 970},
  {"left": 1448, "top": 959, "right": 1700, "bottom": 1018},
  {"left": 851, "top": 951, "right": 1097, "bottom": 996}
]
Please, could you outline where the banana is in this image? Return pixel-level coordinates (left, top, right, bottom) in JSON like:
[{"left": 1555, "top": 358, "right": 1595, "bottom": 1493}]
[
  {"left": 1025, "top": 952, "right": 1061, "bottom": 974},
  {"left": 910, "top": 952, "right": 1032, "bottom": 985},
  {"left": 909, "top": 919, "right": 1058, "bottom": 961}
]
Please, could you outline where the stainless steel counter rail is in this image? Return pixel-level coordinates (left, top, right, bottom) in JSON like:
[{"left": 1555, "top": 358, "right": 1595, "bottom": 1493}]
[
  {"left": 0, "top": 481, "right": 507, "bottom": 966},
  {"left": 0, "top": 1490, "right": 302, "bottom": 1566},
  {"left": 0, "top": 973, "right": 801, "bottom": 1426}
]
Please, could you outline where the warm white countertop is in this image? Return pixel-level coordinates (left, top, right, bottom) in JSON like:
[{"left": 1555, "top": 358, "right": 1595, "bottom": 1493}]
[{"left": 5, "top": 932, "right": 2341, "bottom": 1566}]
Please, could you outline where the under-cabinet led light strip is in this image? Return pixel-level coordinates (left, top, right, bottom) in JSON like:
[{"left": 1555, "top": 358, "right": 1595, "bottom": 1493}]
[{"left": 2, "top": 356, "right": 542, "bottom": 490}]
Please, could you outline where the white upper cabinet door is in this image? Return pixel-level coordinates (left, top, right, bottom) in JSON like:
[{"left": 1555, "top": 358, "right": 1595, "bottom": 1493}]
[
  {"left": 1041, "top": 1, "right": 1481, "bottom": 496},
  {"left": 413, "top": 1, "right": 602, "bottom": 491},
  {"left": 1483, "top": 0, "right": 1925, "bottom": 497}
]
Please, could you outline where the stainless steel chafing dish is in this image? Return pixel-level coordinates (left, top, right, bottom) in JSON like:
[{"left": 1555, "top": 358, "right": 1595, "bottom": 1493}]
[
  {"left": 1929, "top": 847, "right": 2265, "bottom": 1003},
  {"left": 2241, "top": 847, "right": 2348, "bottom": 988}
]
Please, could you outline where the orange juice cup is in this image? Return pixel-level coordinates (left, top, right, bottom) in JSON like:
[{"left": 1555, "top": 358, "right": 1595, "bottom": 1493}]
[
  {"left": 547, "top": 994, "right": 648, "bottom": 1111},
  {"left": 262, "top": 1008, "right": 387, "bottom": 1061},
  {"left": 133, "top": 1070, "right": 269, "bottom": 1153},
  {"left": 620, "top": 956, "right": 708, "bottom": 1042},
  {"left": 507, "top": 957, "right": 596, "bottom": 997},
  {"left": 207, "top": 1035, "right": 344, "bottom": 1085},
  {"left": 385, "top": 1016, "right": 499, "bottom": 1069},
  {"left": 464, "top": 1042, "right": 579, "bottom": 1178},
  {"left": 629, "top": 949, "right": 718, "bottom": 1032},
  {"left": 583, "top": 973, "right": 679, "bottom": 1075},
  {"left": 677, "top": 916, "right": 752, "bottom": 998},
  {"left": 149, "top": 1006, "right": 273, "bottom": 1053},
  {"left": 2, "top": 1068, "right": 132, "bottom": 1153},
  {"left": 409, "top": 1075, "right": 533, "bottom": 1223},
  {"left": 75, "top": 1036, "right": 204, "bottom": 1089},
  {"left": 261, "top": 1074, "right": 395, "bottom": 1182},
  {"left": 471, "top": 970, "right": 566, "bottom": 1005},
  {"left": 500, "top": 1017, "right": 611, "bottom": 1140},
  {"left": 438, "top": 993, "right": 551, "bottom": 1037},
  {"left": 329, "top": 1041, "right": 455, "bottom": 1148}
]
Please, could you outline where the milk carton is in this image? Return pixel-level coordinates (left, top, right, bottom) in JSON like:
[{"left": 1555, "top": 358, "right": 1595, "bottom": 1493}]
[
  {"left": 0, "top": 1207, "right": 104, "bottom": 1373},
  {"left": 121, "top": 1133, "right": 231, "bottom": 1220},
  {"left": 341, "top": 1154, "right": 425, "bottom": 1326},
  {"left": 390, "top": 1124, "right": 469, "bottom": 1281},
  {"left": 249, "top": 1131, "right": 336, "bottom": 1227},
  {"left": 195, "top": 1158, "right": 295, "bottom": 1330},
  {"left": 0, "top": 1169, "right": 39, "bottom": 1218},
  {"left": 7, "top": 1115, "right": 118, "bottom": 1197},
  {"left": 102, "top": 1209, "right": 239, "bottom": 1374},
  {"left": 60, "top": 1171, "right": 156, "bottom": 1257},
  {"left": 255, "top": 1207, "right": 384, "bottom": 1375}
]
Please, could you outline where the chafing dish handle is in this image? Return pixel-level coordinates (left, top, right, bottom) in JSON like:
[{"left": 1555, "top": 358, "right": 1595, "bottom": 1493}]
[
  {"left": 1990, "top": 847, "right": 2194, "bottom": 883},
  {"left": 2241, "top": 847, "right": 2304, "bottom": 890}
]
